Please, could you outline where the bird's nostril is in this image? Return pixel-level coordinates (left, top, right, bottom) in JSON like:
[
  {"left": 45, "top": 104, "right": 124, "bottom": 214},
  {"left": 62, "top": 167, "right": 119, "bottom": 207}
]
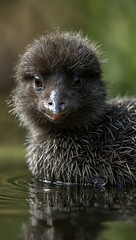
[
  {"left": 60, "top": 101, "right": 65, "bottom": 106},
  {"left": 48, "top": 102, "right": 53, "bottom": 106},
  {"left": 47, "top": 100, "right": 66, "bottom": 110}
]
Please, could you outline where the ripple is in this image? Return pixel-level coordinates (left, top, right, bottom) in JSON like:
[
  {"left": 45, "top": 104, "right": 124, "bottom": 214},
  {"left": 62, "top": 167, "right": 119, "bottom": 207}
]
[{"left": 0, "top": 170, "right": 31, "bottom": 211}]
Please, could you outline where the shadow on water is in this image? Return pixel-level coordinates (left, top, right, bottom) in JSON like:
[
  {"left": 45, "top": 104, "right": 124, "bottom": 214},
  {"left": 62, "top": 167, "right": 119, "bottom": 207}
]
[{"left": 0, "top": 170, "right": 136, "bottom": 240}]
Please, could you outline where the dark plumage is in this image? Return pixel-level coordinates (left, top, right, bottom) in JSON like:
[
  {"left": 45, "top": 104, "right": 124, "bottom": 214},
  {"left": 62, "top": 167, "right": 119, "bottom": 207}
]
[{"left": 12, "top": 31, "right": 136, "bottom": 186}]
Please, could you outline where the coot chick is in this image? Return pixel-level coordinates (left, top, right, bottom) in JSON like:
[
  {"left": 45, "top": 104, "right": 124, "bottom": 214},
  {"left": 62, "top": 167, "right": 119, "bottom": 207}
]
[{"left": 12, "top": 31, "right": 136, "bottom": 186}]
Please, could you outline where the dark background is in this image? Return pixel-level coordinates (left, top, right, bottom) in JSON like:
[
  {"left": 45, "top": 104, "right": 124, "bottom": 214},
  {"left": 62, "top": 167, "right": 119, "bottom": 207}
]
[{"left": 0, "top": 0, "right": 136, "bottom": 163}]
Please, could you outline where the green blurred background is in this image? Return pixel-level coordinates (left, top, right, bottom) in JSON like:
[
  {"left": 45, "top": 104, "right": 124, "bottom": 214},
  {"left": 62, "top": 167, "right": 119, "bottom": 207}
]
[{"left": 0, "top": 0, "right": 136, "bottom": 165}]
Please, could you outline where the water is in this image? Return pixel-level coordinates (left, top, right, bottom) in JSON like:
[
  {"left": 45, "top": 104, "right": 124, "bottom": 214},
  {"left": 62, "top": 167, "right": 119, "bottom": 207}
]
[{"left": 0, "top": 168, "right": 136, "bottom": 240}]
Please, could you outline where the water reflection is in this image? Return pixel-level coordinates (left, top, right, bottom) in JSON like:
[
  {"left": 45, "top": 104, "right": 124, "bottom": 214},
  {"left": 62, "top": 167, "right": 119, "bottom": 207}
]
[
  {"left": 0, "top": 171, "right": 136, "bottom": 240},
  {"left": 22, "top": 179, "right": 136, "bottom": 240}
]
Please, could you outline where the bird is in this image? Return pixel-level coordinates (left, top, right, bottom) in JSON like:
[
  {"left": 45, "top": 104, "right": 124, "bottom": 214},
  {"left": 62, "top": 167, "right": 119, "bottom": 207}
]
[{"left": 12, "top": 30, "right": 136, "bottom": 187}]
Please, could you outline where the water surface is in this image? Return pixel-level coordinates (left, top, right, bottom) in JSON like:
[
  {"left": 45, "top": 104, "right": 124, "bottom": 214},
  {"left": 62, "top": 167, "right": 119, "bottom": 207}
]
[{"left": 0, "top": 168, "right": 136, "bottom": 240}]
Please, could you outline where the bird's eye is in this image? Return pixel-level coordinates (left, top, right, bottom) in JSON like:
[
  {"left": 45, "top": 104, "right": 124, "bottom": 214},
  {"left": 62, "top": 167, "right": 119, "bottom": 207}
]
[
  {"left": 72, "top": 76, "right": 82, "bottom": 88},
  {"left": 34, "top": 75, "right": 44, "bottom": 91}
]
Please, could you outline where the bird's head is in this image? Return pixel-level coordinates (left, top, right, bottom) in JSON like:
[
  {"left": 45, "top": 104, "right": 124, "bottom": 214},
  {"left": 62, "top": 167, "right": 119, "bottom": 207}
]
[{"left": 13, "top": 31, "right": 106, "bottom": 130}]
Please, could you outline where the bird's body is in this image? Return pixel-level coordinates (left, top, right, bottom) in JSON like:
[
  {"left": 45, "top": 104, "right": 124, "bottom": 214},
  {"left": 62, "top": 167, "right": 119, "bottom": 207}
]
[
  {"left": 27, "top": 98, "right": 136, "bottom": 186},
  {"left": 12, "top": 31, "right": 136, "bottom": 186}
]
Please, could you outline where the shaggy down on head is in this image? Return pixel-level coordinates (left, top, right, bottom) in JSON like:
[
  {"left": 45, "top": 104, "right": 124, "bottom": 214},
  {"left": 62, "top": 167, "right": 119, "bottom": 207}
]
[{"left": 12, "top": 31, "right": 136, "bottom": 187}]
